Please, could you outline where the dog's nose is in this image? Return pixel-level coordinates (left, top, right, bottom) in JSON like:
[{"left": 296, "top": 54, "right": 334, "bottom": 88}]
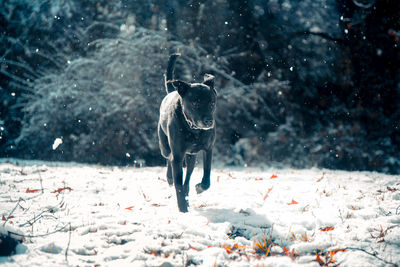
[{"left": 203, "top": 119, "right": 213, "bottom": 127}]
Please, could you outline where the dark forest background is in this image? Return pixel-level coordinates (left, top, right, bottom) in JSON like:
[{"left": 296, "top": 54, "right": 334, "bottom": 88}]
[{"left": 0, "top": 0, "right": 399, "bottom": 173}]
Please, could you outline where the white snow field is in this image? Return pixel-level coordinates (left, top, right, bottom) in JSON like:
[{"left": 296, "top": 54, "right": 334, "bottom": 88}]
[{"left": 0, "top": 160, "right": 399, "bottom": 267}]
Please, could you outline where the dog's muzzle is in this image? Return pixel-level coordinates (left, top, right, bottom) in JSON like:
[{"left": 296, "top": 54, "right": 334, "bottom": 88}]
[
  {"left": 182, "top": 110, "right": 214, "bottom": 130},
  {"left": 186, "top": 119, "right": 214, "bottom": 130}
]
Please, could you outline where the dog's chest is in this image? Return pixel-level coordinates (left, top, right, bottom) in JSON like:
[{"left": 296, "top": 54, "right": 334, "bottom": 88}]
[{"left": 185, "top": 130, "right": 213, "bottom": 154}]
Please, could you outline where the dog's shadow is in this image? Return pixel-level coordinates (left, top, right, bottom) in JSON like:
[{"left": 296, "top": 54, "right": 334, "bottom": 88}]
[{"left": 197, "top": 208, "right": 275, "bottom": 240}]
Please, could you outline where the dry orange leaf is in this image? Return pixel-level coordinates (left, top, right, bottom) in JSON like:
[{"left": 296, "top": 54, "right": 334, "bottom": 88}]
[
  {"left": 52, "top": 187, "right": 72, "bottom": 193},
  {"left": 387, "top": 186, "right": 397, "bottom": 192},
  {"left": 265, "top": 245, "right": 271, "bottom": 256},
  {"left": 1, "top": 215, "right": 11, "bottom": 221},
  {"left": 263, "top": 187, "right": 273, "bottom": 200},
  {"left": 329, "top": 251, "right": 336, "bottom": 262},
  {"left": 188, "top": 245, "right": 200, "bottom": 251},
  {"left": 316, "top": 172, "right": 325, "bottom": 182},
  {"left": 151, "top": 203, "right": 166, "bottom": 207},
  {"left": 300, "top": 233, "right": 308, "bottom": 242},
  {"left": 26, "top": 188, "right": 40, "bottom": 193},
  {"left": 282, "top": 246, "right": 289, "bottom": 255},
  {"left": 270, "top": 174, "right": 278, "bottom": 179},
  {"left": 320, "top": 226, "right": 334, "bottom": 232},
  {"left": 329, "top": 248, "right": 346, "bottom": 259},
  {"left": 223, "top": 245, "right": 233, "bottom": 254},
  {"left": 315, "top": 253, "right": 325, "bottom": 264},
  {"left": 287, "top": 199, "right": 298, "bottom": 205},
  {"left": 125, "top": 206, "right": 134, "bottom": 211},
  {"left": 150, "top": 250, "right": 158, "bottom": 256},
  {"left": 255, "top": 178, "right": 263, "bottom": 181},
  {"left": 233, "top": 244, "right": 245, "bottom": 249}
]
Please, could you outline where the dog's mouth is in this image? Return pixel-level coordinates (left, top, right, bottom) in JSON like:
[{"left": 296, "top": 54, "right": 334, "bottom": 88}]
[
  {"left": 182, "top": 106, "right": 214, "bottom": 130},
  {"left": 187, "top": 120, "right": 214, "bottom": 130},
  {"left": 184, "top": 117, "right": 214, "bottom": 130}
]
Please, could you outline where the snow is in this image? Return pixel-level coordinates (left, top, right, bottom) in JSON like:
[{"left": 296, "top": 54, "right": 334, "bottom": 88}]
[
  {"left": 0, "top": 160, "right": 399, "bottom": 266},
  {"left": 52, "top": 138, "right": 63, "bottom": 150}
]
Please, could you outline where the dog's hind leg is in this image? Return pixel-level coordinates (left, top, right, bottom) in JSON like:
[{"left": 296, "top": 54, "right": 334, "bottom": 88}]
[
  {"left": 158, "top": 125, "right": 171, "bottom": 158},
  {"left": 158, "top": 124, "right": 173, "bottom": 184},
  {"left": 183, "top": 154, "right": 196, "bottom": 196},
  {"left": 196, "top": 149, "right": 212, "bottom": 194}
]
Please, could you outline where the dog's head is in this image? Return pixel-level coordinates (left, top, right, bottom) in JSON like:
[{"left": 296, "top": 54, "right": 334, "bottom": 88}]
[{"left": 171, "top": 74, "right": 217, "bottom": 130}]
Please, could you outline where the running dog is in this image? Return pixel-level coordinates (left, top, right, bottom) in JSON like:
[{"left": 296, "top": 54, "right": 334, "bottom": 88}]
[{"left": 158, "top": 54, "right": 217, "bottom": 212}]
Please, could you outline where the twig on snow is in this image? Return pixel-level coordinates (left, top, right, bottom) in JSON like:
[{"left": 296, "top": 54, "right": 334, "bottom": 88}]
[
  {"left": 65, "top": 223, "right": 72, "bottom": 264},
  {"left": 18, "top": 209, "right": 58, "bottom": 227},
  {"left": 6, "top": 223, "right": 70, "bottom": 239},
  {"left": 342, "top": 247, "right": 399, "bottom": 267},
  {"left": 2, "top": 197, "right": 24, "bottom": 227},
  {"left": 38, "top": 171, "right": 44, "bottom": 194}
]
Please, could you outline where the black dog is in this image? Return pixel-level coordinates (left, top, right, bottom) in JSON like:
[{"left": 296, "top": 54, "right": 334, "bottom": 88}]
[{"left": 158, "top": 54, "right": 217, "bottom": 212}]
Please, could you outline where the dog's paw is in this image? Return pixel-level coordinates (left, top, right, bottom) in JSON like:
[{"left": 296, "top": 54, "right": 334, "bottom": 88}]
[
  {"left": 178, "top": 198, "right": 189, "bottom": 213},
  {"left": 167, "top": 177, "right": 173, "bottom": 186},
  {"left": 179, "top": 205, "right": 188, "bottom": 213},
  {"left": 195, "top": 183, "right": 210, "bottom": 194}
]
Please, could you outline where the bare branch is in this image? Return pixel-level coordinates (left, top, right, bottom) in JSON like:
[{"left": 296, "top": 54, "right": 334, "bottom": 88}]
[
  {"left": 0, "top": 69, "right": 32, "bottom": 86},
  {"left": 1, "top": 60, "right": 39, "bottom": 77},
  {"left": 293, "top": 31, "right": 344, "bottom": 45},
  {"left": 184, "top": 56, "right": 246, "bottom": 87}
]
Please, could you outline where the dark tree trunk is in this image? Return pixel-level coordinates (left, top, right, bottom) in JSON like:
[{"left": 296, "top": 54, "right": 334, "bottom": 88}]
[{"left": 336, "top": 0, "right": 400, "bottom": 142}]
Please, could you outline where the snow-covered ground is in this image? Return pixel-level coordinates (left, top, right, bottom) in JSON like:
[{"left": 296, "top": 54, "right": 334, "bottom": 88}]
[{"left": 0, "top": 160, "right": 399, "bottom": 266}]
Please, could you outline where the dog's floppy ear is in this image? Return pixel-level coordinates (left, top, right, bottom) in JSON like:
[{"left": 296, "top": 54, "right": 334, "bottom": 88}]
[
  {"left": 172, "top": 80, "right": 191, "bottom": 96},
  {"left": 203, "top": 74, "right": 217, "bottom": 94}
]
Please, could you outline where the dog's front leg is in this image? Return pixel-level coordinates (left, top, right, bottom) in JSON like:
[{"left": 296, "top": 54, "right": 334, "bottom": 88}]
[
  {"left": 196, "top": 149, "right": 212, "bottom": 194},
  {"left": 184, "top": 154, "right": 196, "bottom": 196},
  {"left": 167, "top": 160, "right": 173, "bottom": 186},
  {"left": 171, "top": 155, "right": 188, "bottom": 212}
]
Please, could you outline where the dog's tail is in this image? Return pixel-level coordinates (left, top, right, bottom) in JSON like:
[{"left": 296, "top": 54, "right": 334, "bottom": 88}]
[{"left": 164, "top": 53, "right": 180, "bottom": 94}]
